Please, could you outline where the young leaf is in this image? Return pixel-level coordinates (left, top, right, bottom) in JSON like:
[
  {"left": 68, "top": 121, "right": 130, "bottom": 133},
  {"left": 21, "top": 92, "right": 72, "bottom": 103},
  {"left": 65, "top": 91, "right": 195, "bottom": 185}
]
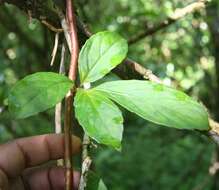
[
  {"left": 95, "top": 80, "right": 209, "bottom": 130},
  {"left": 8, "top": 72, "right": 73, "bottom": 119},
  {"left": 74, "top": 89, "right": 123, "bottom": 149},
  {"left": 79, "top": 31, "right": 128, "bottom": 84}
]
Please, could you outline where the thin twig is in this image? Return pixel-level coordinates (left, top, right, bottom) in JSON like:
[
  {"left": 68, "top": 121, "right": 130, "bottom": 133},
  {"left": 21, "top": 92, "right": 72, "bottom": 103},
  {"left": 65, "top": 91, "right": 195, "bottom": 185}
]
[
  {"left": 64, "top": 0, "right": 79, "bottom": 190},
  {"left": 54, "top": 6, "right": 72, "bottom": 51},
  {"left": 125, "top": 59, "right": 162, "bottom": 83},
  {"left": 55, "top": 44, "right": 66, "bottom": 166},
  {"left": 59, "top": 44, "right": 66, "bottom": 74},
  {"left": 41, "top": 20, "right": 64, "bottom": 33},
  {"left": 170, "top": 1, "right": 206, "bottom": 20},
  {"left": 80, "top": 22, "right": 92, "bottom": 37},
  {"left": 79, "top": 134, "right": 92, "bottom": 190},
  {"left": 50, "top": 33, "right": 59, "bottom": 66},
  {"left": 55, "top": 44, "right": 66, "bottom": 134},
  {"left": 56, "top": 101, "right": 63, "bottom": 167},
  {"left": 82, "top": 134, "right": 90, "bottom": 161},
  {"left": 128, "top": 0, "right": 207, "bottom": 45}
]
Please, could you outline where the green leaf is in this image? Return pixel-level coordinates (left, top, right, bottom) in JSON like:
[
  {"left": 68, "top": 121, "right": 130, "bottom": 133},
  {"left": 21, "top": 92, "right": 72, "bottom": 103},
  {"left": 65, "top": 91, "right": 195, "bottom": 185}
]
[
  {"left": 8, "top": 72, "right": 73, "bottom": 119},
  {"left": 79, "top": 31, "right": 128, "bottom": 84},
  {"left": 86, "top": 172, "right": 108, "bottom": 190},
  {"left": 95, "top": 80, "right": 209, "bottom": 130},
  {"left": 74, "top": 89, "right": 123, "bottom": 149}
]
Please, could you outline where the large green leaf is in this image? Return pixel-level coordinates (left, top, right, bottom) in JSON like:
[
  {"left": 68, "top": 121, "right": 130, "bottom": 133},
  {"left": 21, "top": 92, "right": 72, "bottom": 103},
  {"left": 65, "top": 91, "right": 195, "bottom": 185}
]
[
  {"left": 8, "top": 72, "right": 73, "bottom": 119},
  {"left": 95, "top": 80, "right": 209, "bottom": 130},
  {"left": 74, "top": 89, "right": 123, "bottom": 149},
  {"left": 79, "top": 31, "right": 128, "bottom": 84}
]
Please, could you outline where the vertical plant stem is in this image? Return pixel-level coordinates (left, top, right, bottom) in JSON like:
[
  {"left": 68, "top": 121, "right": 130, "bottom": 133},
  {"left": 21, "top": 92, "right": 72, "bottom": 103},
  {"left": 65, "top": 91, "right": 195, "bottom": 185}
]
[
  {"left": 50, "top": 33, "right": 59, "bottom": 66},
  {"left": 79, "top": 134, "right": 92, "bottom": 190},
  {"left": 82, "top": 134, "right": 90, "bottom": 161},
  {"left": 59, "top": 44, "right": 66, "bottom": 74},
  {"left": 66, "top": 0, "right": 79, "bottom": 81},
  {"left": 64, "top": 0, "right": 79, "bottom": 190},
  {"left": 56, "top": 43, "right": 66, "bottom": 166},
  {"left": 56, "top": 44, "right": 66, "bottom": 134},
  {"left": 64, "top": 94, "right": 74, "bottom": 190}
]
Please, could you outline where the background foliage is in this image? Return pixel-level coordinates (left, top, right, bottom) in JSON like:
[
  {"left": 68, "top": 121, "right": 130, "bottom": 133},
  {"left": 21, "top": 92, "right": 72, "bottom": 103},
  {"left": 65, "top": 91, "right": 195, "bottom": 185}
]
[{"left": 1, "top": 0, "right": 219, "bottom": 189}]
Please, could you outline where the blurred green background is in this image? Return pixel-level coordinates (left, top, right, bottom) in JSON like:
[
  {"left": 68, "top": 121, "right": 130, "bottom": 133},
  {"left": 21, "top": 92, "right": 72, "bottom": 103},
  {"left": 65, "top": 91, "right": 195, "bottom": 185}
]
[{"left": 1, "top": 0, "right": 219, "bottom": 189}]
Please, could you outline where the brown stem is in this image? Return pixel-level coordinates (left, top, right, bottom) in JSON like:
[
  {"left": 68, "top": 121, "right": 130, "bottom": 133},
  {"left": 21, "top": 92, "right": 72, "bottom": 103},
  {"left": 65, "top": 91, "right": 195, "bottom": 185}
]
[
  {"left": 64, "top": 0, "right": 79, "bottom": 190},
  {"left": 66, "top": 0, "right": 79, "bottom": 81},
  {"left": 64, "top": 94, "right": 74, "bottom": 190},
  {"left": 124, "top": 59, "right": 162, "bottom": 83}
]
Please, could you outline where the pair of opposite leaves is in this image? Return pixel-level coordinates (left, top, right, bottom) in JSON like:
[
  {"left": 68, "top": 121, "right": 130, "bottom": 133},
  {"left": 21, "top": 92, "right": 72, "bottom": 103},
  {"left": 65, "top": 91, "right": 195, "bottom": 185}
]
[{"left": 8, "top": 31, "right": 210, "bottom": 149}]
